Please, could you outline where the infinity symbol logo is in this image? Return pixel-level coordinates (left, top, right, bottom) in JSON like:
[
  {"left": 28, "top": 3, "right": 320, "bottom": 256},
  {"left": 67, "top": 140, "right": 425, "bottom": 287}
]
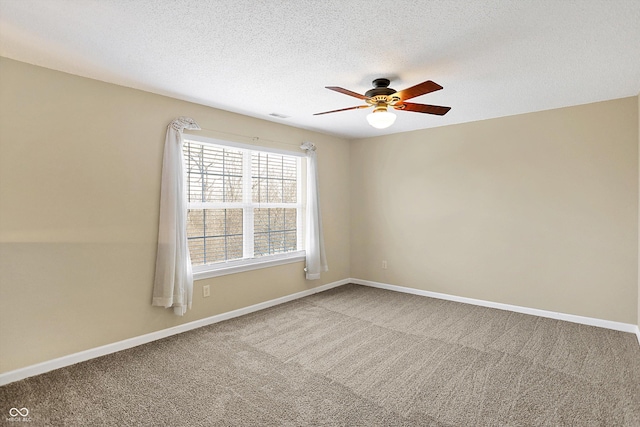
[{"left": 9, "top": 407, "right": 29, "bottom": 417}]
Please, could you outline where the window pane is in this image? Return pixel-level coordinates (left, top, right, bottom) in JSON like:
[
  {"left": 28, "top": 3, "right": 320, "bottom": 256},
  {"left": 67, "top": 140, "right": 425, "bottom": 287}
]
[
  {"left": 255, "top": 208, "right": 269, "bottom": 233},
  {"left": 282, "top": 157, "right": 297, "bottom": 179},
  {"left": 284, "top": 208, "right": 296, "bottom": 230},
  {"left": 225, "top": 174, "right": 243, "bottom": 203},
  {"left": 204, "top": 236, "right": 226, "bottom": 263},
  {"left": 267, "top": 154, "right": 283, "bottom": 178},
  {"left": 254, "top": 207, "right": 297, "bottom": 257},
  {"left": 204, "top": 208, "right": 225, "bottom": 236},
  {"left": 267, "top": 178, "right": 283, "bottom": 203},
  {"left": 252, "top": 176, "right": 270, "bottom": 204},
  {"left": 282, "top": 180, "right": 296, "bottom": 203},
  {"left": 254, "top": 233, "right": 269, "bottom": 257},
  {"left": 187, "top": 209, "right": 204, "bottom": 238},
  {"left": 269, "top": 231, "right": 285, "bottom": 253},
  {"left": 270, "top": 207, "right": 284, "bottom": 230},
  {"left": 187, "top": 208, "right": 243, "bottom": 265},
  {"left": 284, "top": 231, "right": 297, "bottom": 252},
  {"left": 251, "top": 152, "right": 297, "bottom": 204},
  {"left": 203, "top": 174, "right": 224, "bottom": 203},
  {"left": 226, "top": 235, "right": 244, "bottom": 260},
  {"left": 184, "top": 142, "right": 243, "bottom": 203},
  {"left": 188, "top": 238, "right": 205, "bottom": 266},
  {"left": 226, "top": 208, "right": 243, "bottom": 234}
]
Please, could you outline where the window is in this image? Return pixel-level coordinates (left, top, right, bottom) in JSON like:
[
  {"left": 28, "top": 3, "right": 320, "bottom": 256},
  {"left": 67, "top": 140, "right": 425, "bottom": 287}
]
[{"left": 183, "top": 135, "right": 304, "bottom": 278}]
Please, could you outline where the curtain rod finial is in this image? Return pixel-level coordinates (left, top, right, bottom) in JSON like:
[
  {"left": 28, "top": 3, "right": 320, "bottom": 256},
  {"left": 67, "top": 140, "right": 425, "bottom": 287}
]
[
  {"left": 170, "top": 116, "right": 200, "bottom": 132},
  {"left": 300, "top": 141, "right": 316, "bottom": 151}
]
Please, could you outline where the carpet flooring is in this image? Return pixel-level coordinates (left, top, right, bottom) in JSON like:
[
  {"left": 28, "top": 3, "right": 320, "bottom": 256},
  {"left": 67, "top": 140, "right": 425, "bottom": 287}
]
[{"left": 1, "top": 284, "right": 639, "bottom": 426}]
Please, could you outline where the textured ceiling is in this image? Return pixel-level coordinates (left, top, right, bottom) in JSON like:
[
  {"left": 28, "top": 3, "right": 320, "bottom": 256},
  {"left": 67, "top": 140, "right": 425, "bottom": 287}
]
[{"left": 1, "top": 0, "right": 639, "bottom": 139}]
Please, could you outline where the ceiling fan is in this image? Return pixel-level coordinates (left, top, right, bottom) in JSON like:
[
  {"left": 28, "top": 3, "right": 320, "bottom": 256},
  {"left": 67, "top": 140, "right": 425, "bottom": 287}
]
[{"left": 314, "top": 78, "right": 451, "bottom": 129}]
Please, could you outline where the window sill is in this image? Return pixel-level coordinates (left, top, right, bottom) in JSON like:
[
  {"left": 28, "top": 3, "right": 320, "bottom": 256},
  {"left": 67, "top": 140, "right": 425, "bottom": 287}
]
[{"left": 193, "top": 251, "right": 306, "bottom": 280}]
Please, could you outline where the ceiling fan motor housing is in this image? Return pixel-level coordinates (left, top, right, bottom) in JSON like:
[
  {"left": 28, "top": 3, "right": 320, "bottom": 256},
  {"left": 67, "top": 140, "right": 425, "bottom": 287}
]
[
  {"left": 365, "top": 78, "right": 403, "bottom": 108},
  {"left": 365, "top": 78, "right": 396, "bottom": 98}
]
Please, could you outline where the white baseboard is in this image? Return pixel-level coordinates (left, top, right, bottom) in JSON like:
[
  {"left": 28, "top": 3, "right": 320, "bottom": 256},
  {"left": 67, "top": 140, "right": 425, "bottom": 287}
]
[
  {"left": 2, "top": 277, "right": 637, "bottom": 386},
  {"left": 351, "top": 278, "right": 640, "bottom": 336},
  {"left": 0, "top": 278, "right": 349, "bottom": 387}
]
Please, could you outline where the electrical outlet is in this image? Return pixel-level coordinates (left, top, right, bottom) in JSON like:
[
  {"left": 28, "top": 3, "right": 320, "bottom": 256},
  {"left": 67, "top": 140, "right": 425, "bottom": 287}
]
[
  {"left": 203, "top": 285, "right": 210, "bottom": 298},
  {"left": 382, "top": 260, "right": 388, "bottom": 269}
]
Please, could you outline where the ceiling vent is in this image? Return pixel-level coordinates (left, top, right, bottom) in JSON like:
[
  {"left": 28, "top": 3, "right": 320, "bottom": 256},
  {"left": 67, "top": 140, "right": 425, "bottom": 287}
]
[{"left": 269, "top": 113, "right": 290, "bottom": 119}]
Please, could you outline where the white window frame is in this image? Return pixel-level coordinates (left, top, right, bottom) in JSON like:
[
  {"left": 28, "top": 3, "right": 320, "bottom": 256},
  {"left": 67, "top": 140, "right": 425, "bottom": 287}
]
[{"left": 183, "top": 134, "right": 305, "bottom": 280}]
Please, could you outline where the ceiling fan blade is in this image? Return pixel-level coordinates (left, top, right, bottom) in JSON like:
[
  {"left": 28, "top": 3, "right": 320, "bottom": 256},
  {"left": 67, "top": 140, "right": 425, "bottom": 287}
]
[
  {"left": 394, "top": 80, "right": 443, "bottom": 101},
  {"left": 394, "top": 102, "right": 451, "bottom": 115},
  {"left": 326, "top": 86, "right": 370, "bottom": 100},
  {"left": 313, "top": 105, "right": 370, "bottom": 115}
]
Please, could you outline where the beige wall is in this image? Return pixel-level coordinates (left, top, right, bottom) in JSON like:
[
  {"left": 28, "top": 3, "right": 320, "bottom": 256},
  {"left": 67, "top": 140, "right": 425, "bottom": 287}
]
[
  {"left": 0, "top": 57, "right": 351, "bottom": 373},
  {"left": 638, "top": 93, "right": 640, "bottom": 332},
  {"left": 350, "top": 97, "right": 639, "bottom": 324}
]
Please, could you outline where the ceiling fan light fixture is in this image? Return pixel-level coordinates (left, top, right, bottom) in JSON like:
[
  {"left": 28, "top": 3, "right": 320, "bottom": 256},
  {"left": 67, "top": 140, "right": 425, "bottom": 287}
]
[{"left": 366, "top": 109, "right": 396, "bottom": 129}]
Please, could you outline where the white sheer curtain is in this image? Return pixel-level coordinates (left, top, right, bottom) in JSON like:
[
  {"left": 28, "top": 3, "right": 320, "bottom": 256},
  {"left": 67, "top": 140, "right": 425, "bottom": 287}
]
[
  {"left": 152, "top": 116, "right": 200, "bottom": 316},
  {"left": 300, "top": 141, "right": 328, "bottom": 279}
]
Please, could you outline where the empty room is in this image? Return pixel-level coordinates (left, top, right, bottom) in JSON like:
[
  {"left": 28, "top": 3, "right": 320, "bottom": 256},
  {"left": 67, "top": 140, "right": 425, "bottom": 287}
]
[{"left": 0, "top": 0, "right": 639, "bottom": 425}]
